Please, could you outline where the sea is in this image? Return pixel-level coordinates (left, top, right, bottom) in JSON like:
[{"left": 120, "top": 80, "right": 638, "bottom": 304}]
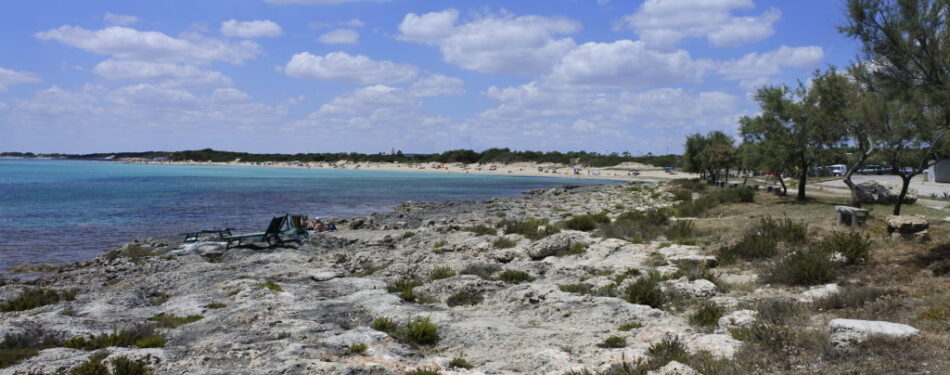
[{"left": 0, "top": 159, "right": 617, "bottom": 271}]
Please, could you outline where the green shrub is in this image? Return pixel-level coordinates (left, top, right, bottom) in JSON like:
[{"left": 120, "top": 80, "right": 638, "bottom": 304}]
[
  {"left": 763, "top": 248, "right": 835, "bottom": 286},
  {"left": 670, "top": 179, "right": 707, "bottom": 192},
  {"left": 492, "top": 237, "right": 518, "bottom": 249},
  {"left": 0, "top": 288, "right": 77, "bottom": 312},
  {"left": 67, "top": 357, "right": 111, "bottom": 375},
  {"left": 498, "top": 270, "right": 534, "bottom": 284},
  {"left": 463, "top": 225, "right": 496, "bottom": 236},
  {"left": 404, "top": 317, "right": 440, "bottom": 346},
  {"left": 559, "top": 283, "right": 594, "bottom": 294},
  {"left": 559, "top": 212, "right": 610, "bottom": 232},
  {"left": 597, "top": 221, "right": 665, "bottom": 243},
  {"left": 756, "top": 216, "right": 808, "bottom": 245},
  {"left": 818, "top": 231, "right": 873, "bottom": 264},
  {"left": 500, "top": 219, "right": 559, "bottom": 240},
  {"left": 672, "top": 190, "right": 693, "bottom": 201},
  {"left": 717, "top": 232, "right": 778, "bottom": 264},
  {"left": 648, "top": 336, "right": 690, "bottom": 364},
  {"left": 754, "top": 299, "right": 805, "bottom": 325},
  {"left": 622, "top": 274, "right": 665, "bottom": 308},
  {"left": 205, "top": 302, "right": 227, "bottom": 309},
  {"left": 62, "top": 325, "right": 163, "bottom": 350},
  {"left": 813, "top": 287, "right": 891, "bottom": 310},
  {"left": 617, "top": 209, "right": 670, "bottom": 226},
  {"left": 666, "top": 220, "right": 696, "bottom": 244},
  {"left": 387, "top": 279, "right": 424, "bottom": 302},
  {"left": 133, "top": 336, "right": 166, "bottom": 349},
  {"left": 370, "top": 317, "right": 398, "bottom": 335},
  {"left": 258, "top": 280, "right": 283, "bottom": 292},
  {"left": 556, "top": 243, "right": 589, "bottom": 257},
  {"left": 729, "top": 323, "right": 793, "bottom": 350},
  {"left": 0, "top": 328, "right": 61, "bottom": 368},
  {"left": 597, "top": 335, "right": 627, "bottom": 348},
  {"left": 111, "top": 356, "right": 154, "bottom": 375},
  {"left": 402, "top": 231, "right": 415, "bottom": 239},
  {"left": 674, "top": 187, "right": 754, "bottom": 217},
  {"left": 433, "top": 240, "right": 448, "bottom": 249},
  {"left": 448, "top": 357, "right": 474, "bottom": 369},
  {"left": 348, "top": 343, "right": 368, "bottom": 354},
  {"left": 405, "top": 368, "right": 441, "bottom": 375},
  {"left": 689, "top": 301, "right": 724, "bottom": 330},
  {"left": 429, "top": 267, "right": 456, "bottom": 280},
  {"left": 618, "top": 322, "right": 642, "bottom": 331},
  {"left": 148, "top": 313, "right": 203, "bottom": 328},
  {"left": 460, "top": 263, "right": 500, "bottom": 280},
  {"left": 446, "top": 291, "right": 483, "bottom": 307},
  {"left": 610, "top": 268, "right": 641, "bottom": 284}
]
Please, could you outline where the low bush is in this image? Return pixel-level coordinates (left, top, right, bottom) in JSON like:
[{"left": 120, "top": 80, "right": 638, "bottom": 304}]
[
  {"left": 648, "top": 336, "right": 690, "bottom": 364},
  {"left": 689, "top": 301, "right": 724, "bottom": 330},
  {"left": 110, "top": 356, "right": 154, "bottom": 375},
  {"left": 556, "top": 243, "right": 588, "bottom": 257},
  {"left": 0, "top": 288, "right": 77, "bottom": 312},
  {"left": 460, "top": 263, "right": 500, "bottom": 280},
  {"left": 429, "top": 267, "right": 455, "bottom": 280},
  {"left": 754, "top": 299, "right": 805, "bottom": 325},
  {"left": 674, "top": 187, "right": 754, "bottom": 217},
  {"left": 401, "top": 231, "right": 415, "bottom": 239},
  {"left": 103, "top": 244, "right": 157, "bottom": 262},
  {"left": 432, "top": 240, "right": 448, "bottom": 249},
  {"left": 717, "top": 232, "right": 778, "bottom": 264},
  {"left": 463, "top": 225, "right": 496, "bottom": 236},
  {"left": 67, "top": 356, "right": 111, "bottom": 375},
  {"left": 813, "top": 287, "right": 892, "bottom": 310},
  {"left": 559, "top": 212, "right": 610, "bottom": 232},
  {"left": 597, "top": 335, "right": 627, "bottom": 348},
  {"left": 499, "top": 219, "right": 559, "bottom": 240},
  {"left": 671, "top": 190, "right": 693, "bottom": 201},
  {"left": 622, "top": 274, "right": 665, "bottom": 308},
  {"left": 666, "top": 220, "right": 696, "bottom": 244},
  {"left": 405, "top": 368, "right": 441, "bottom": 375},
  {"left": 448, "top": 357, "right": 474, "bottom": 369},
  {"left": 559, "top": 283, "right": 594, "bottom": 294},
  {"left": 148, "top": 313, "right": 203, "bottom": 329},
  {"left": 763, "top": 248, "right": 836, "bottom": 286},
  {"left": 728, "top": 323, "right": 793, "bottom": 351},
  {"left": 348, "top": 343, "right": 367, "bottom": 354},
  {"left": 491, "top": 237, "right": 518, "bottom": 249},
  {"left": 63, "top": 325, "right": 165, "bottom": 350},
  {"left": 387, "top": 278, "right": 424, "bottom": 302},
  {"left": 205, "top": 302, "right": 227, "bottom": 309},
  {"left": 0, "top": 327, "right": 61, "bottom": 368},
  {"left": 818, "top": 231, "right": 873, "bottom": 264},
  {"left": 446, "top": 291, "right": 483, "bottom": 307},
  {"left": 258, "top": 280, "right": 283, "bottom": 292},
  {"left": 370, "top": 317, "right": 399, "bottom": 335},
  {"left": 618, "top": 322, "right": 642, "bottom": 331},
  {"left": 756, "top": 216, "right": 808, "bottom": 245},
  {"left": 616, "top": 209, "right": 670, "bottom": 226},
  {"left": 670, "top": 179, "right": 707, "bottom": 193},
  {"left": 498, "top": 270, "right": 534, "bottom": 284},
  {"left": 404, "top": 317, "right": 440, "bottom": 346}
]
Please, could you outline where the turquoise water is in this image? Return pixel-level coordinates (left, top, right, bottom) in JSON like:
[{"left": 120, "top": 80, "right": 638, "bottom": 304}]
[{"left": 0, "top": 159, "right": 614, "bottom": 270}]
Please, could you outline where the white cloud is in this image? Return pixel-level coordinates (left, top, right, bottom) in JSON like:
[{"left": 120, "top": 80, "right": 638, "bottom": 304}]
[
  {"left": 317, "top": 29, "right": 359, "bottom": 44},
  {"left": 266, "top": 0, "right": 388, "bottom": 4},
  {"left": 342, "top": 18, "right": 365, "bottom": 28},
  {"left": 220, "top": 19, "right": 282, "bottom": 38},
  {"left": 104, "top": 13, "right": 139, "bottom": 26},
  {"left": 548, "top": 40, "right": 707, "bottom": 88},
  {"left": 718, "top": 45, "right": 824, "bottom": 88},
  {"left": 625, "top": 0, "right": 780, "bottom": 48},
  {"left": 398, "top": 9, "right": 581, "bottom": 75},
  {"left": 283, "top": 51, "right": 418, "bottom": 84},
  {"left": 92, "top": 60, "right": 232, "bottom": 88},
  {"left": 0, "top": 67, "right": 40, "bottom": 91},
  {"left": 35, "top": 26, "right": 261, "bottom": 65},
  {"left": 408, "top": 74, "right": 465, "bottom": 97}
]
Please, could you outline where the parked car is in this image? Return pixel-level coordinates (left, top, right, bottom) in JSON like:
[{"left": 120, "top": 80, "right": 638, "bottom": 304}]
[
  {"left": 857, "top": 165, "right": 889, "bottom": 175},
  {"left": 825, "top": 164, "right": 847, "bottom": 176}
]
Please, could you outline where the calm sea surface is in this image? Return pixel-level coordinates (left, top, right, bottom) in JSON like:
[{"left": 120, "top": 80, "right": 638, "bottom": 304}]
[{"left": 0, "top": 159, "right": 615, "bottom": 270}]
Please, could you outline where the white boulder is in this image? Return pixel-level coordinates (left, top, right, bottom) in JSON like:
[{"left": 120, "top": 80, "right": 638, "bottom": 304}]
[{"left": 829, "top": 319, "right": 919, "bottom": 346}]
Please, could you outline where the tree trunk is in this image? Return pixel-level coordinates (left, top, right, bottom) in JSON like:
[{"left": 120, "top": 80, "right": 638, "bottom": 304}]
[
  {"left": 842, "top": 174, "right": 860, "bottom": 207},
  {"left": 893, "top": 175, "right": 913, "bottom": 215},
  {"left": 778, "top": 175, "right": 788, "bottom": 196},
  {"left": 797, "top": 167, "right": 807, "bottom": 201}
]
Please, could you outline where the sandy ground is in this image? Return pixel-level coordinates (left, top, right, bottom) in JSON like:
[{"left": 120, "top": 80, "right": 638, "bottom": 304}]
[{"left": 132, "top": 160, "right": 699, "bottom": 183}]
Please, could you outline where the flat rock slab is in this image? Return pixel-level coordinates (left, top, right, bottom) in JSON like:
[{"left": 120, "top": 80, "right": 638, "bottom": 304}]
[
  {"left": 885, "top": 215, "right": 929, "bottom": 233},
  {"left": 829, "top": 319, "right": 919, "bottom": 346}
]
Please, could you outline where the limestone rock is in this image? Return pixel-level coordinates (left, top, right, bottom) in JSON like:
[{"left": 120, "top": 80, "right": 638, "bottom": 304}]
[
  {"left": 829, "top": 319, "right": 919, "bottom": 346},
  {"left": 665, "top": 277, "right": 717, "bottom": 297},
  {"left": 885, "top": 215, "right": 929, "bottom": 233},
  {"left": 798, "top": 283, "right": 839, "bottom": 302},
  {"left": 854, "top": 181, "right": 916, "bottom": 204},
  {"left": 647, "top": 361, "right": 699, "bottom": 375},
  {"left": 526, "top": 231, "right": 589, "bottom": 260}
]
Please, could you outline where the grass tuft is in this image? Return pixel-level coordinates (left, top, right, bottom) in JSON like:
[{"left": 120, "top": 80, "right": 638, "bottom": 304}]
[
  {"left": 449, "top": 357, "right": 474, "bottom": 369},
  {"left": 622, "top": 274, "right": 665, "bottom": 308},
  {"left": 429, "top": 267, "right": 455, "bottom": 280},
  {"left": 460, "top": 263, "right": 501, "bottom": 280},
  {"left": 597, "top": 335, "right": 627, "bottom": 348},
  {"left": 818, "top": 231, "right": 873, "bottom": 264},
  {"left": 387, "top": 278, "right": 424, "bottom": 302},
  {"left": 463, "top": 225, "right": 497, "bottom": 236},
  {"left": 763, "top": 248, "right": 835, "bottom": 286},
  {"left": 499, "top": 219, "right": 559, "bottom": 240},
  {"left": 689, "top": 301, "right": 725, "bottom": 330},
  {"left": 258, "top": 280, "right": 283, "bottom": 292},
  {"left": 446, "top": 291, "right": 483, "bottom": 307},
  {"left": 148, "top": 313, "right": 203, "bottom": 329},
  {"left": 492, "top": 237, "right": 518, "bottom": 249},
  {"left": 497, "top": 270, "right": 534, "bottom": 284},
  {"left": 0, "top": 288, "right": 77, "bottom": 312}
]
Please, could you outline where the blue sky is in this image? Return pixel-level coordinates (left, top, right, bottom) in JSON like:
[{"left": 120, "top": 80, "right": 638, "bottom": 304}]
[{"left": 0, "top": 0, "right": 859, "bottom": 155}]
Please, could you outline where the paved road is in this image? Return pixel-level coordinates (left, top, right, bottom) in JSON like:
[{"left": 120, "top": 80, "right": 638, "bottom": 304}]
[{"left": 815, "top": 175, "right": 950, "bottom": 198}]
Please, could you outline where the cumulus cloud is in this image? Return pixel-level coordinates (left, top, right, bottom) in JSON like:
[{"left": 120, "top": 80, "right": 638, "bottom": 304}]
[
  {"left": 0, "top": 67, "right": 40, "bottom": 91},
  {"left": 625, "top": 0, "right": 780, "bottom": 48},
  {"left": 283, "top": 51, "right": 418, "bottom": 84},
  {"left": 317, "top": 29, "right": 359, "bottom": 44},
  {"left": 398, "top": 9, "right": 581, "bottom": 75},
  {"left": 104, "top": 13, "right": 139, "bottom": 26},
  {"left": 718, "top": 45, "right": 824, "bottom": 88},
  {"left": 92, "top": 60, "right": 232, "bottom": 88},
  {"left": 548, "top": 40, "right": 708, "bottom": 88},
  {"left": 220, "top": 19, "right": 282, "bottom": 38},
  {"left": 342, "top": 19, "right": 365, "bottom": 28},
  {"left": 35, "top": 26, "right": 262, "bottom": 65}
]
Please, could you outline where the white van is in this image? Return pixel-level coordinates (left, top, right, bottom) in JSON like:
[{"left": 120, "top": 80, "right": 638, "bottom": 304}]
[{"left": 826, "top": 164, "right": 847, "bottom": 176}]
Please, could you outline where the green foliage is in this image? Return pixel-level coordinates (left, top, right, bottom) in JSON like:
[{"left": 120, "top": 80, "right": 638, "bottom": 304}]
[
  {"left": 352, "top": 264, "right": 386, "bottom": 277},
  {"left": 813, "top": 287, "right": 891, "bottom": 311},
  {"left": 670, "top": 179, "right": 707, "bottom": 192},
  {"left": 666, "top": 220, "right": 696, "bottom": 244},
  {"left": 0, "top": 328, "right": 61, "bottom": 368},
  {"left": 559, "top": 212, "right": 610, "bottom": 232},
  {"left": 616, "top": 209, "right": 670, "bottom": 226},
  {"left": 689, "top": 301, "right": 725, "bottom": 330},
  {"left": 674, "top": 188, "right": 755, "bottom": 217},
  {"left": 559, "top": 283, "right": 594, "bottom": 294},
  {"left": 103, "top": 244, "right": 157, "bottom": 262},
  {"left": 348, "top": 343, "right": 368, "bottom": 354},
  {"left": 498, "top": 270, "right": 534, "bottom": 284},
  {"left": 67, "top": 357, "right": 111, "bottom": 375},
  {"left": 718, "top": 232, "right": 778, "bottom": 264},
  {"left": 0, "top": 288, "right": 77, "bottom": 312},
  {"left": 448, "top": 357, "right": 474, "bottom": 369},
  {"left": 763, "top": 248, "right": 836, "bottom": 286},
  {"left": 205, "top": 302, "right": 227, "bottom": 309},
  {"left": 755, "top": 216, "right": 808, "bottom": 245},
  {"left": 404, "top": 317, "right": 440, "bottom": 346},
  {"left": 555, "top": 243, "right": 588, "bottom": 257},
  {"left": 622, "top": 274, "right": 665, "bottom": 308},
  {"left": 405, "top": 368, "right": 441, "bottom": 375},
  {"left": 671, "top": 190, "right": 693, "bottom": 201},
  {"left": 401, "top": 231, "right": 415, "bottom": 239},
  {"left": 258, "top": 280, "right": 283, "bottom": 292},
  {"left": 491, "top": 237, "right": 518, "bottom": 249},
  {"left": 500, "top": 219, "right": 559, "bottom": 240},
  {"left": 370, "top": 317, "right": 399, "bottom": 335},
  {"left": 110, "top": 356, "right": 154, "bottom": 375},
  {"left": 429, "top": 267, "right": 456, "bottom": 280},
  {"left": 460, "top": 263, "right": 500, "bottom": 280},
  {"left": 618, "top": 322, "right": 642, "bottom": 331},
  {"left": 63, "top": 325, "right": 165, "bottom": 350},
  {"left": 818, "top": 231, "right": 872, "bottom": 264},
  {"left": 648, "top": 336, "right": 690, "bottom": 364},
  {"left": 463, "top": 225, "right": 496, "bottom": 236},
  {"left": 386, "top": 278, "right": 424, "bottom": 302},
  {"left": 148, "top": 313, "right": 203, "bottom": 328},
  {"left": 433, "top": 240, "right": 448, "bottom": 249},
  {"left": 446, "top": 291, "right": 483, "bottom": 307},
  {"left": 597, "top": 335, "right": 628, "bottom": 348}
]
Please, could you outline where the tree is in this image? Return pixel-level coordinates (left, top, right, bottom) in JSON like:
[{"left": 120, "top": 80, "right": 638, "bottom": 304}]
[
  {"left": 740, "top": 77, "right": 843, "bottom": 201},
  {"left": 682, "top": 131, "right": 735, "bottom": 182}
]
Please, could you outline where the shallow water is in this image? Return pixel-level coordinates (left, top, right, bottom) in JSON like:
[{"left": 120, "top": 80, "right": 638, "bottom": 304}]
[{"left": 0, "top": 159, "right": 614, "bottom": 270}]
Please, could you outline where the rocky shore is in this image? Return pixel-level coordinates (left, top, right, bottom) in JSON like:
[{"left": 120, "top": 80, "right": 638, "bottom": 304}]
[{"left": 1, "top": 183, "right": 942, "bottom": 375}]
